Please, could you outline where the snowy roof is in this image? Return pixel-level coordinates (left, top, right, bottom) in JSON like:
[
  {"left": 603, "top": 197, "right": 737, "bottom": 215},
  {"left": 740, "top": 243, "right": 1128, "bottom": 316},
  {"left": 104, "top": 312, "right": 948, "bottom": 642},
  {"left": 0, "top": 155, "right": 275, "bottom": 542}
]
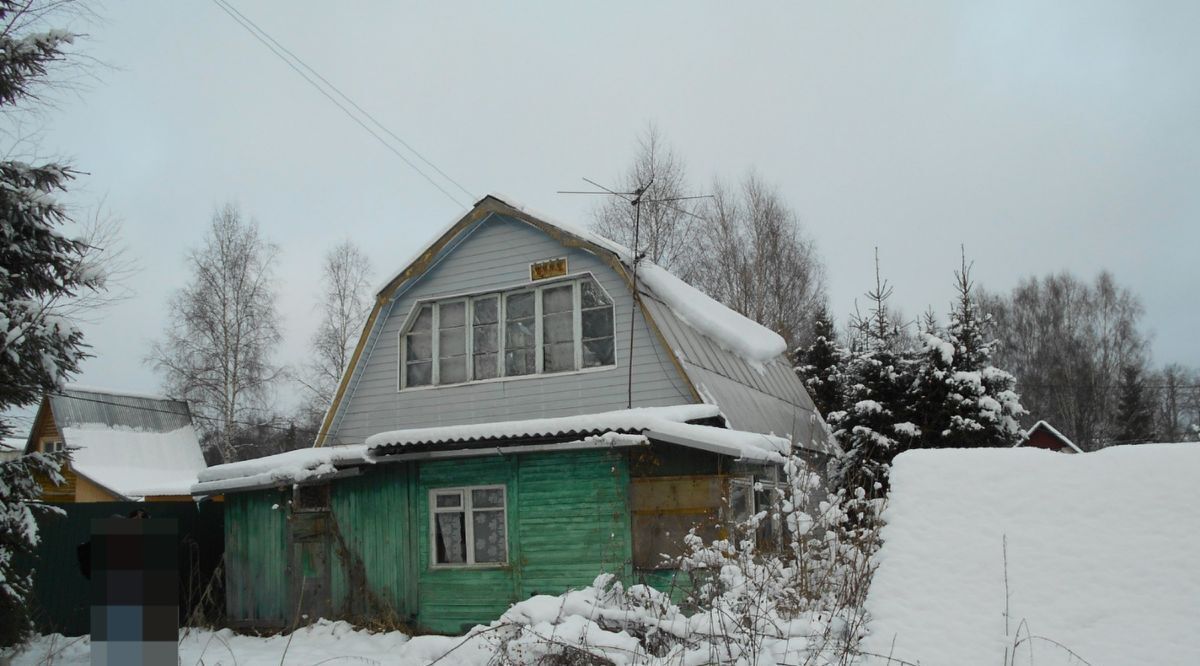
[
  {"left": 365, "top": 404, "right": 719, "bottom": 451},
  {"left": 196, "top": 404, "right": 790, "bottom": 495},
  {"left": 375, "top": 194, "right": 787, "bottom": 365},
  {"left": 862, "top": 444, "right": 1200, "bottom": 665},
  {"left": 1016, "top": 419, "right": 1083, "bottom": 453},
  {"left": 39, "top": 386, "right": 207, "bottom": 498},
  {"left": 323, "top": 193, "right": 825, "bottom": 452}
]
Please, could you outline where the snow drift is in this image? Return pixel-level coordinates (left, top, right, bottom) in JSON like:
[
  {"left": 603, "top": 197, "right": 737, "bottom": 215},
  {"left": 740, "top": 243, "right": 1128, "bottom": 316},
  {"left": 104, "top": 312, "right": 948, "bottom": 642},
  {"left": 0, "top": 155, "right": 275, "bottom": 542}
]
[{"left": 862, "top": 443, "right": 1200, "bottom": 665}]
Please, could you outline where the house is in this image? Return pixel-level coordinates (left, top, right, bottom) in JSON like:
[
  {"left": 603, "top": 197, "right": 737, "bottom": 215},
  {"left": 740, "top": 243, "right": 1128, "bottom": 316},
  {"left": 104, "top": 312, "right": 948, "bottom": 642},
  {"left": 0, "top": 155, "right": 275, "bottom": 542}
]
[
  {"left": 196, "top": 194, "right": 830, "bottom": 633},
  {"left": 1015, "top": 419, "right": 1083, "bottom": 454},
  {"left": 25, "top": 385, "right": 209, "bottom": 501}
]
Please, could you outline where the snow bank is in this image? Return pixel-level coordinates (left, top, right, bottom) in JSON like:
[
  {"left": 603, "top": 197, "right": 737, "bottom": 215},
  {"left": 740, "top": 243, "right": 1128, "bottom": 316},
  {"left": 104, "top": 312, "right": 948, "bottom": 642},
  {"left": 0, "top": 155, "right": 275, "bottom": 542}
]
[
  {"left": 64, "top": 424, "right": 206, "bottom": 498},
  {"left": 862, "top": 444, "right": 1200, "bottom": 665}
]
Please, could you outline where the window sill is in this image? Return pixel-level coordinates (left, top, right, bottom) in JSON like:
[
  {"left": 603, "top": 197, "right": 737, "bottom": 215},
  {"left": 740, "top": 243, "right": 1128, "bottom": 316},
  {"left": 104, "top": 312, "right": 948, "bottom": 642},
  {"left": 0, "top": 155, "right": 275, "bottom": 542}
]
[{"left": 428, "top": 563, "right": 510, "bottom": 571}]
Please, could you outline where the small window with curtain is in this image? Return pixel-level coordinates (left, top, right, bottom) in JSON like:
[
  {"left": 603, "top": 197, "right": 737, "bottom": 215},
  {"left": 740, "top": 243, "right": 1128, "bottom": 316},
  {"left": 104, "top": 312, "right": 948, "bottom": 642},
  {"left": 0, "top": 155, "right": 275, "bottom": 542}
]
[{"left": 430, "top": 485, "right": 508, "bottom": 567}]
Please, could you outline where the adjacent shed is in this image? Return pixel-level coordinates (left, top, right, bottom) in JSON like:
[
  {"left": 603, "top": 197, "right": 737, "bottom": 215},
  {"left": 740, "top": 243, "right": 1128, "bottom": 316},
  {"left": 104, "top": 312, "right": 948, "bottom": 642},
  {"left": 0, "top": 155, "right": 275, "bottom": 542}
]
[
  {"left": 25, "top": 385, "right": 208, "bottom": 501},
  {"left": 1015, "top": 420, "right": 1083, "bottom": 454}
]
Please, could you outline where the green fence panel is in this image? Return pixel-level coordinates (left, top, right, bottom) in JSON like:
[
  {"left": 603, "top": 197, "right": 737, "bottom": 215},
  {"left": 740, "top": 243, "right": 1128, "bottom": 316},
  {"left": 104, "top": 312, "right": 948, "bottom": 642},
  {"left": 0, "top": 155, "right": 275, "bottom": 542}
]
[{"left": 23, "top": 501, "right": 224, "bottom": 636}]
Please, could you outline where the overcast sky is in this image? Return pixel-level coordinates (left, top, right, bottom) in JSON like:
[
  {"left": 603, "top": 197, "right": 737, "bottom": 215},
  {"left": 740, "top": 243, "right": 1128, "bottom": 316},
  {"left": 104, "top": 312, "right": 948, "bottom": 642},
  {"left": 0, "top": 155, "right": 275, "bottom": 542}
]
[{"left": 13, "top": 1, "right": 1199, "bottom": 425}]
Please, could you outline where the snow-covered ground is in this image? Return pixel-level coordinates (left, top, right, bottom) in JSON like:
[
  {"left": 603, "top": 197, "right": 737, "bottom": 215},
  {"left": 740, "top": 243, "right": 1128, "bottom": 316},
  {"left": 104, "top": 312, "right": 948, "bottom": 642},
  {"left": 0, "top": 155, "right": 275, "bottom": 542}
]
[
  {"left": 862, "top": 443, "right": 1200, "bottom": 665},
  {"left": 12, "top": 574, "right": 850, "bottom": 665},
  {"left": 14, "top": 621, "right": 448, "bottom": 666}
]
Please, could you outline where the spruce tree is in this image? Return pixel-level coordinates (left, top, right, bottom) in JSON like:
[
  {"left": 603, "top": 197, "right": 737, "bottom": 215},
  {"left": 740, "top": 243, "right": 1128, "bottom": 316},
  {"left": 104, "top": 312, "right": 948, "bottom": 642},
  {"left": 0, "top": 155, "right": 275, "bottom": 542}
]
[
  {"left": 941, "top": 256, "right": 1025, "bottom": 447},
  {"left": 907, "top": 312, "right": 956, "bottom": 449},
  {"left": 0, "top": 1, "right": 95, "bottom": 645},
  {"left": 831, "top": 253, "right": 918, "bottom": 495},
  {"left": 1114, "top": 363, "right": 1155, "bottom": 444},
  {"left": 0, "top": 5, "right": 96, "bottom": 437},
  {"left": 795, "top": 304, "right": 846, "bottom": 419}
]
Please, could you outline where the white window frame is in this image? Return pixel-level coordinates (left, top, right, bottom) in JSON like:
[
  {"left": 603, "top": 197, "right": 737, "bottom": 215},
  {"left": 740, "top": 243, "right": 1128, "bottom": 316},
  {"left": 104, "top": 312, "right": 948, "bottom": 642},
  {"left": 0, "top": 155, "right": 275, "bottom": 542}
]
[
  {"left": 429, "top": 484, "right": 508, "bottom": 568},
  {"left": 398, "top": 274, "right": 617, "bottom": 390}
]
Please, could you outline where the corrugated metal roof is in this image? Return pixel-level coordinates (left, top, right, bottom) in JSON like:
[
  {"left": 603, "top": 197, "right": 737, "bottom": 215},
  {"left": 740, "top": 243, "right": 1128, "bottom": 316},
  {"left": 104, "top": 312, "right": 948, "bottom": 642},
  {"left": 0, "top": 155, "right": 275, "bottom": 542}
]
[
  {"left": 49, "top": 386, "right": 193, "bottom": 432},
  {"left": 640, "top": 294, "right": 831, "bottom": 453}
]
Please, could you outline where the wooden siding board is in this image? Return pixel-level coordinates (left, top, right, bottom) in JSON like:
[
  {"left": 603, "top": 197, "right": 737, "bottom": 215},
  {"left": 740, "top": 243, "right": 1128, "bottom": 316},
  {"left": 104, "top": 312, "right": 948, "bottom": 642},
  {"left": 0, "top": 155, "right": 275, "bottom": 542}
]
[
  {"left": 330, "top": 464, "right": 411, "bottom": 620},
  {"left": 328, "top": 215, "right": 693, "bottom": 446},
  {"left": 516, "top": 450, "right": 631, "bottom": 598},
  {"left": 225, "top": 489, "right": 288, "bottom": 626}
]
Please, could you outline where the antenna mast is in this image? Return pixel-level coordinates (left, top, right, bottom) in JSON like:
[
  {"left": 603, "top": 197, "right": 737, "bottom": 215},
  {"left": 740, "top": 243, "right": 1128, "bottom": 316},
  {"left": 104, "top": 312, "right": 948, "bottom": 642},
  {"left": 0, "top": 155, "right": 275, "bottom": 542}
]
[{"left": 558, "top": 178, "right": 711, "bottom": 408}]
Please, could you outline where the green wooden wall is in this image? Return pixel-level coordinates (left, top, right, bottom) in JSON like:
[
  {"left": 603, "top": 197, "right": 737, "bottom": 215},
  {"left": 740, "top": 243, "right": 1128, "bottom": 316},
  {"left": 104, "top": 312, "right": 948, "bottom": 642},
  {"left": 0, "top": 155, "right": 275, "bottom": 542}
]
[
  {"left": 330, "top": 463, "right": 415, "bottom": 621},
  {"left": 225, "top": 489, "right": 289, "bottom": 626},
  {"left": 225, "top": 449, "right": 634, "bottom": 634}
]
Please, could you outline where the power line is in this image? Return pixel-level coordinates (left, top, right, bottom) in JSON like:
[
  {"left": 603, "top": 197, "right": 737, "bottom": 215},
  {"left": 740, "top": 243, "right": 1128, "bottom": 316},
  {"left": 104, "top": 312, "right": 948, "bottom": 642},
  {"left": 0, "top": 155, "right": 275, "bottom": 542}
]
[{"left": 209, "top": 0, "right": 473, "bottom": 209}]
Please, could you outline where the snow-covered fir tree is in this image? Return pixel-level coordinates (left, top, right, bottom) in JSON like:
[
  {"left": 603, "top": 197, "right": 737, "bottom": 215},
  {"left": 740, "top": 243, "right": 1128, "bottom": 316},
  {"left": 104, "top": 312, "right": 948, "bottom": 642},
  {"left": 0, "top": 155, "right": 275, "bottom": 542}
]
[
  {"left": 939, "top": 258, "right": 1025, "bottom": 448},
  {"left": 830, "top": 255, "right": 918, "bottom": 495},
  {"left": 906, "top": 311, "right": 957, "bottom": 449},
  {"left": 0, "top": 452, "right": 66, "bottom": 646},
  {"left": 0, "top": 1, "right": 93, "bottom": 645},
  {"left": 0, "top": 5, "right": 96, "bottom": 438},
  {"left": 794, "top": 304, "right": 846, "bottom": 419}
]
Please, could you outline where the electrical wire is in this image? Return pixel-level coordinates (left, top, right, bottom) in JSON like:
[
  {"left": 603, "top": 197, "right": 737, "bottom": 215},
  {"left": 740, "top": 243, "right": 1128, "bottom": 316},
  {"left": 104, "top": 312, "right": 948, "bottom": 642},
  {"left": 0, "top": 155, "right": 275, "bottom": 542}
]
[{"left": 210, "top": 0, "right": 473, "bottom": 209}]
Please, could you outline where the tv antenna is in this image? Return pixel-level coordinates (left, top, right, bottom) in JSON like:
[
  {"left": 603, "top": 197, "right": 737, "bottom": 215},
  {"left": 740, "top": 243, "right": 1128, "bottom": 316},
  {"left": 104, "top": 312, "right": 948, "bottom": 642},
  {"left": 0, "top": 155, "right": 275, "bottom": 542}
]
[{"left": 558, "top": 177, "right": 712, "bottom": 408}]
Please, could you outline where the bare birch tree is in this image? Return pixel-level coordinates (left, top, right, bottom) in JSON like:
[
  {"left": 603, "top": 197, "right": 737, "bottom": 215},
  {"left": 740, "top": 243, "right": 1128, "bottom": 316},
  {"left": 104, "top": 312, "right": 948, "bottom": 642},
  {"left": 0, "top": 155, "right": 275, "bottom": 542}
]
[
  {"left": 299, "top": 240, "right": 373, "bottom": 428},
  {"left": 591, "top": 124, "right": 703, "bottom": 277},
  {"left": 693, "top": 172, "right": 827, "bottom": 350},
  {"left": 984, "top": 270, "right": 1148, "bottom": 450},
  {"left": 149, "top": 204, "right": 282, "bottom": 463}
]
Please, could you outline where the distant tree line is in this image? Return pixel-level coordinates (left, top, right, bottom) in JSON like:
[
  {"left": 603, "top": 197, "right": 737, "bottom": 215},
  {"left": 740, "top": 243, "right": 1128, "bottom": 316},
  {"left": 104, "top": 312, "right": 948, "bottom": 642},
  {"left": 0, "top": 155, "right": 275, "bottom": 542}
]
[{"left": 980, "top": 272, "right": 1199, "bottom": 449}]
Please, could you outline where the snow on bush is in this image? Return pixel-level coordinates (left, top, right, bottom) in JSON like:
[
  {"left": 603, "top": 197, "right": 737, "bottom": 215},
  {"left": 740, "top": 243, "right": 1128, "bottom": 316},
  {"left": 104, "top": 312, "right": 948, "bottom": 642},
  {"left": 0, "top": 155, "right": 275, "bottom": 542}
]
[{"left": 467, "top": 454, "right": 885, "bottom": 665}]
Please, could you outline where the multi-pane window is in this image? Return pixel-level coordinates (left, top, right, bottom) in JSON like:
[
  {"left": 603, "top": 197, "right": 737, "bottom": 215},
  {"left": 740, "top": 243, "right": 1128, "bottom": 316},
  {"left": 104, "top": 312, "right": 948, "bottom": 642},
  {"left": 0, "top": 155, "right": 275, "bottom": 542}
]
[
  {"left": 438, "top": 301, "right": 467, "bottom": 384},
  {"left": 581, "top": 279, "right": 615, "bottom": 368},
  {"left": 504, "top": 291, "right": 536, "bottom": 377},
  {"left": 431, "top": 486, "right": 507, "bottom": 566},
  {"left": 472, "top": 295, "right": 500, "bottom": 380},
  {"left": 404, "top": 304, "right": 433, "bottom": 387},
  {"left": 541, "top": 284, "right": 574, "bottom": 373},
  {"left": 399, "top": 275, "right": 616, "bottom": 389}
]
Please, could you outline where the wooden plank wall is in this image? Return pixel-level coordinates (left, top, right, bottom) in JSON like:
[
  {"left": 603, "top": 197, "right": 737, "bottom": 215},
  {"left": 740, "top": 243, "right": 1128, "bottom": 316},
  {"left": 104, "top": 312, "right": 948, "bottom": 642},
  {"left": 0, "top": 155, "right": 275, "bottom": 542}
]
[{"left": 224, "top": 489, "right": 289, "bottom": 626}]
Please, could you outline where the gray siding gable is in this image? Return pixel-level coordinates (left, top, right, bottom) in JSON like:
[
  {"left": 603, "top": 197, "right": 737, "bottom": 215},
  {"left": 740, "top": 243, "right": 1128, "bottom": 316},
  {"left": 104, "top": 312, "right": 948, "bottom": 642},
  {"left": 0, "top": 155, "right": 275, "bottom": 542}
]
[{"left": 325, "top": 213, "right": 696, "bottom": 446}]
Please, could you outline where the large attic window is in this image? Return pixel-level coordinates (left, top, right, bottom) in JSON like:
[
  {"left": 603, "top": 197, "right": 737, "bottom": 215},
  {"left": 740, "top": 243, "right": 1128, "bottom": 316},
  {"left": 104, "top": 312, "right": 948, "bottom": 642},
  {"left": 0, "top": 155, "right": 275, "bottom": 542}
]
[{"left": 399, "top": 275, "right": 616, "bottom": 390}]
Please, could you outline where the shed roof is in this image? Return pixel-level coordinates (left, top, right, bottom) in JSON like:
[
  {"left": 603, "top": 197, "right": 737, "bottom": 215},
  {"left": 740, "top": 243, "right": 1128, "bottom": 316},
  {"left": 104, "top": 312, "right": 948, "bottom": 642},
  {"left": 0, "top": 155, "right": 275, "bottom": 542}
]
[
  {"left": 195, "top": 405, "right": 790, "bottom": 495},
  {"left": 29, "top": 385, "right": 207, "bottom": 498},
  {"left": 1016, "top": 419, "right": 1084, "bottom": 453}
]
